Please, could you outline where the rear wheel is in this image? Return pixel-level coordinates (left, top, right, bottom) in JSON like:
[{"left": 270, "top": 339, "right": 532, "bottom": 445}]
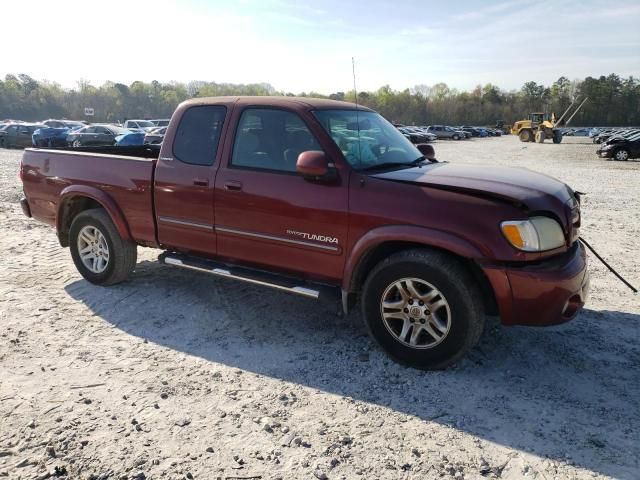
[
  {"left": 614, "top": 149, "right": 630, "bottom": 161},
  {"left": 69, "top": 208, "right": 137, "bottom": 285},
  {"left": 361, "top": 249, "right": 485, "bottom": 370},
  {"left": 519, "top": 129, "right": 533, "bottom": 142}
]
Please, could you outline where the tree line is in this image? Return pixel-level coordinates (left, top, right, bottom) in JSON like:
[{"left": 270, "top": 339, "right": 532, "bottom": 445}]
[{"left": 1, "top": 73, "right": 638, "bottom": 127}]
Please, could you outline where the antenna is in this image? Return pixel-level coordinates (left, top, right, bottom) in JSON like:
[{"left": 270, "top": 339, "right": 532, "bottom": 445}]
[
  {"left": 352, "top": 57, "right": 359, "bottom": 108},
  {"left": 352, "top": 57, "right": 362, "bottom": 168}
]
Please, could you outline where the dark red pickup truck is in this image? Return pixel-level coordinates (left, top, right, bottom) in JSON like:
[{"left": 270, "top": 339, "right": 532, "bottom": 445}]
[{"left": 20, "top": 96, "right": 589, "bottom": 369}]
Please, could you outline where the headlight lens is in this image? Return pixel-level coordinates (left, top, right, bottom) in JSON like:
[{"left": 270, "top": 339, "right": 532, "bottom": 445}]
[{"left": 501, "top": 217, "right": 565, "bottom": 252}]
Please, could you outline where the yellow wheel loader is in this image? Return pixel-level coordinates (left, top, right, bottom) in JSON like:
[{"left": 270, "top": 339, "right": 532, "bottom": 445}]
[{"left": 511, "top": 97, "right": 588, "bottom": 144}]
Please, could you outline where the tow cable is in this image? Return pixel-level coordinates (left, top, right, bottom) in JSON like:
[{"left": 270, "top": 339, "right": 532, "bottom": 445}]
[{"left": 579, "top": 237, "right": 637, "bottom": 293}]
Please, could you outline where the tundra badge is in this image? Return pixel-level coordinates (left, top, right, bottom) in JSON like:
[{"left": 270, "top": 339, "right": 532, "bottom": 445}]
[{"left": 286, "top": 229, "right": 338, "bottom": 244}]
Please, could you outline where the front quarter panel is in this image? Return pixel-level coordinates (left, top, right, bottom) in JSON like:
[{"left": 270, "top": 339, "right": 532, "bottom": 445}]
[{"left": 346, "top": 173, "right": 532, "bottom": 276}]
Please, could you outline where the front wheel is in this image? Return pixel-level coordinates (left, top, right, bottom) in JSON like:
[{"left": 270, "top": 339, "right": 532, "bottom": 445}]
[
  {"left": 69, "top": 208, "right": 137, "bottom": 285},
  {"left": 614, "top": 149, "right": 630, "bottom": 161},
  {"left": 553, "top": 130, "right": 563, "bottom": 144},
  {"left": 361, "top": 249, "right": 485, "bottom": 370},
  {"left": 452, "top": 134, "right": 460, "bottom": 140},
  {"left": 519, "top": 130, "right": 533, "bottom": 142}
]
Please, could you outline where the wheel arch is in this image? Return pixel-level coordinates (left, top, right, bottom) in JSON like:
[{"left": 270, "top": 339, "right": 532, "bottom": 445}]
[
  {"left": 342, "top": 226, "right": 498, "bottom": 315},
  {"left": 57, "top": 186, "right": 132, "bottom": 247}
]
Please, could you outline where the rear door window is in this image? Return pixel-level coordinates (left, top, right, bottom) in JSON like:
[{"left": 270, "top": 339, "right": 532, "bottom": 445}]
[{"left": 172, "top": 105, "right": 226, "bottom": 166}]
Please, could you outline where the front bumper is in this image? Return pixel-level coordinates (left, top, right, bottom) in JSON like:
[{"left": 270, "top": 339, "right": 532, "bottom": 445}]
[
  {"left": 482, "top": 242, "right": 589, "bottom": 326},
  {"left": 596, "top": 148, "right": 613, "bottom": 158}
]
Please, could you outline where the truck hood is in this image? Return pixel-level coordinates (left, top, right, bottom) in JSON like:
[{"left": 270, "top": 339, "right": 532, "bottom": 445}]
[{"left": 370, "top": 162, "right": 575, "bottom": 212}]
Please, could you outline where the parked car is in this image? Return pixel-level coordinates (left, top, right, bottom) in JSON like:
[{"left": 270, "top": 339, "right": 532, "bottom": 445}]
[
  {"left": 425, "top": 125, "right": 467, "bottom": 140},
  {"left": 461, "top": 127, "right": 483, "bottom": 138},
  {"left": 150, "top": 119, "right": 171, "bottom": 127},
  {"left": 123, "top": 119, "right": 156, "bottom": 132},
  {"left": 32, "top": 127, "right": 71, "bottom": 147},
  {"left": 592, "top": 129, "right": 617, "bottom": 144},
  {"left": 116, "top": 132, "right": 146, "bottom": 146},
  {"left": 594, "top": 129, "right": 639, "bottom": 144},
  {"left": 397, "top": 126, "right": 433, "bottom": 144},
  {"left": 405, "top": 127, "right": 437, "bottom": 142},
  {"left": 0, "top": 123, "right": 46, "bottom": 148},
  {"left": 596, "top": 131, "right": 640, "bottom": 161},
  {"left": 66, "top": 125, "right": 131, "bottom": 147},
  {"left": 20, "top": 96, "right": 588, "bottom": 370},
  {"left": 564, "top": 128, "right": 590, "bottom": 137},
  {"left": 42, "top": 119, "right": 85, "bottom": 130},
  {"left": 143, "top": 126, "right": 167, "bottom": 144}
]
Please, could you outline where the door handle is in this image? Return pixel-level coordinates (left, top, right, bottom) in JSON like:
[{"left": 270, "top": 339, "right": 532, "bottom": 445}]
[
  {"left": 193, "top": 178, "right": 209, "bottom": 187},
  {"left": 224, "top": 181, "right": 243, "bottom": 191}
]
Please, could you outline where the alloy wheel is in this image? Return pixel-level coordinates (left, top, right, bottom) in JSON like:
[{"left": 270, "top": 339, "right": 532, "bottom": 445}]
[
  {"left": 380, "top": 277, "right": 451, "bottom": 349},
  {"left": 77, "top": 225, "right": 110, "bottom": 273}
]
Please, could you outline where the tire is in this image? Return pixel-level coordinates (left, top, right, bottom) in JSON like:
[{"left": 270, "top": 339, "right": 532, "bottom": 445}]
[
  {"left": 361, "top": 249, "right": 485, "bottom": 370},
  {"left": 553, "top": 130, "right": 563, "bottom": 144},
  {"left": 535, "top": 130, "right": 545, "bottom": 143},
  {"left": 69, "top": 208, "right": 137, "bottom": 286},
  {"left": 519, "top": 130, "right": 533, "bottom": 142},
  {"left": 72, "top": 139, "right": 82, "bottom": 148},
  {"left": 452, "top": 134, "right": 460, "bottom": 140},
  {"left": 614, "top": 149, "right": 630, "bottom": 161}
]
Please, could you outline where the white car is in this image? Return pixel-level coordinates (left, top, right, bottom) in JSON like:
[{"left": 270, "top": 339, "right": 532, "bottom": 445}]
[{"left": 123, "top": 120, "right": 157, "bottom": 132}]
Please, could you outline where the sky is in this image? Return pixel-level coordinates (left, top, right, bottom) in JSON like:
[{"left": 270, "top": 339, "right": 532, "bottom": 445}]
[{"left": 2, "top": 0, "right": 639, "bottom": 93}]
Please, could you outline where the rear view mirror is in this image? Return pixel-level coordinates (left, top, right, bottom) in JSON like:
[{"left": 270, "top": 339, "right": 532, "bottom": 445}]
[
  {"left": 296, "top": 151, "right": 337, "bottom": 182},
  {"left": 417, "top": 143, "right": 436, "bottom": 160}
]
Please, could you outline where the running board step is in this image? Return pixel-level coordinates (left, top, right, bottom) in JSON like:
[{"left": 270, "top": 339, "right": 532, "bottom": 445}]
[{"left": 158, "top": 252, "right": 340, "bottom": 303}]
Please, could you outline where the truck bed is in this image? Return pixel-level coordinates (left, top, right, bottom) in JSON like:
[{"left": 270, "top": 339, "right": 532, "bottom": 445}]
[
  {"left": 40, "top": 144, "right": 161, "bottom": 158},
  {"left": 21, "top": 148, "right": 157, "bottom": 245}
]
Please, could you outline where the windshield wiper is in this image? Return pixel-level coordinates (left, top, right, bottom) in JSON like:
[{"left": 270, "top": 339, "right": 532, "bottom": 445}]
[
  {"left": 359, "top": 157, "right": 428, "bottom": 172},
  {"left": 358, "top": 162, "right": 414, "bottom": 172},
  {"left": 410, "top": 155, "right": 429, "bottom": 165}
]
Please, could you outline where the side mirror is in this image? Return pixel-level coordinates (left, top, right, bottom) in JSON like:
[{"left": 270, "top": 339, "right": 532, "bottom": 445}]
[
  {"left": 296, "top": 151, "right": 337, "bottom": 182},
  {"left": 416, "top": 143, "right": 436, "bottom": 161}
]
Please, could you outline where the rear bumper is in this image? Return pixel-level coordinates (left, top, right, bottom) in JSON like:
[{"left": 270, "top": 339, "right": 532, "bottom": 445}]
[
  {"left": 482, "top": 242, "right": 589, "bottom": 326},
  {"left": 20, "top": 197, "right": 32, "bottom": 218}
]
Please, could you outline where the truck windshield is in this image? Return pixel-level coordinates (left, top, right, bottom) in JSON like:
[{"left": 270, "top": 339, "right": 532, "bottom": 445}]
[{"left": 313, "top": 110, "right": 423, "bottom": 170}]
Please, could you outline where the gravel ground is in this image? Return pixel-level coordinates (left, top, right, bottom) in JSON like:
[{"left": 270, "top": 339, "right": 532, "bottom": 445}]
[{"left": 0, "top": 137, "right": 638, "bottom": 480}]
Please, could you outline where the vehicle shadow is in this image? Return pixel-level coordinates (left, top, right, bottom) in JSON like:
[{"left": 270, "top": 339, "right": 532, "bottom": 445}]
[{"left": 65, "top": 259, "right": 640, "bottom": 479}]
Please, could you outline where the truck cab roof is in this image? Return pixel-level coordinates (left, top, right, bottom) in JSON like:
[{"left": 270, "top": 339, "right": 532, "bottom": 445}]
[{"left": 179, "top": 96, "right": 372, "bottom": 112}]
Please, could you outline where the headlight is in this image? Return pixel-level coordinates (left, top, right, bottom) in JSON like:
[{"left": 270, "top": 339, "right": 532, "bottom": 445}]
[{"left": 501, "top": 216, "right": 565, "bottom": 252}]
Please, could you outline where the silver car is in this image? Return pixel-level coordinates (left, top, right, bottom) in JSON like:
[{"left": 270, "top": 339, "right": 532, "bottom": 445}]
[{"left": 425, "top": 125, "right": 467, "bottom": 140}]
